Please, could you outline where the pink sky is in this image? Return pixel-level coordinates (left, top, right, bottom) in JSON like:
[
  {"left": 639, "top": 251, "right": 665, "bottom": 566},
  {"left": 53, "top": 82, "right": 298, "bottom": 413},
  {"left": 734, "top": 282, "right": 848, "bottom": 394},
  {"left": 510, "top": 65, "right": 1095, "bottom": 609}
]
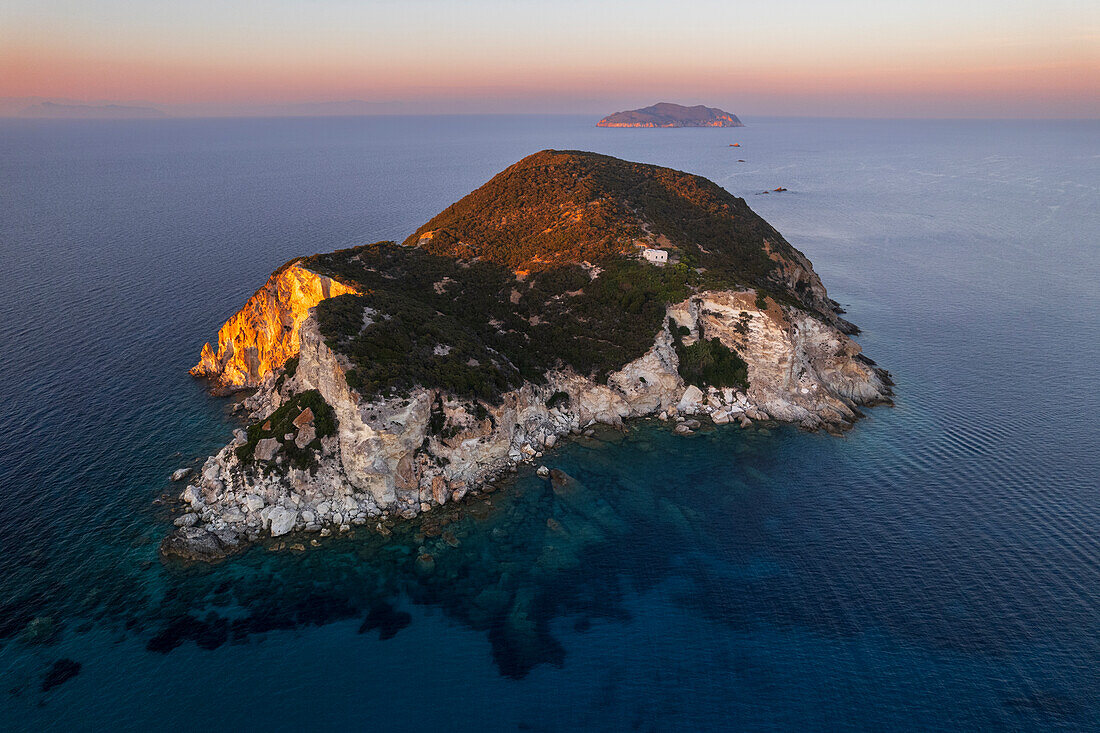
[{"left": 2, "top": 0, "right": 1097, "bottom": 117}]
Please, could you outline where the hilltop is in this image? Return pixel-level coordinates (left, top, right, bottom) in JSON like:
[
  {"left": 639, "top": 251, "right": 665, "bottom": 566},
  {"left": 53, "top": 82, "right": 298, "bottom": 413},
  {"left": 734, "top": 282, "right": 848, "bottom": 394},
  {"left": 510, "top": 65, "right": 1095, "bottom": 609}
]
[
  {"left": 597, "top": 103, "right": 744, "bottom": 128},
  {"left": 403, "top": 150, "right": 829, "bottom": 312},
  {"left": 280, "top": 150, "right": 844, "bottom": 403}
]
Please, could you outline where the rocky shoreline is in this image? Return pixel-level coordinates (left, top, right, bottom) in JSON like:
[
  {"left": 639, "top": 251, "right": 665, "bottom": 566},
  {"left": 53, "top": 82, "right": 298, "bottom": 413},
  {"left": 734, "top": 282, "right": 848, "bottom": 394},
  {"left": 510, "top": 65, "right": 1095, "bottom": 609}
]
[{"left": 162, "top": 280, "right": 891, "bottom": 563}]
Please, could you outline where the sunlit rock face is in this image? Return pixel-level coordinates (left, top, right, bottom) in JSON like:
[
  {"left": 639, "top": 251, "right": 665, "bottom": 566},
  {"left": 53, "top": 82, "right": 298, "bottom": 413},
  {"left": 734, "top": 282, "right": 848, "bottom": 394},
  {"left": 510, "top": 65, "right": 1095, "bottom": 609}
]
[{"left": 189, "top": 263, "right": 358, "bottom": 392}]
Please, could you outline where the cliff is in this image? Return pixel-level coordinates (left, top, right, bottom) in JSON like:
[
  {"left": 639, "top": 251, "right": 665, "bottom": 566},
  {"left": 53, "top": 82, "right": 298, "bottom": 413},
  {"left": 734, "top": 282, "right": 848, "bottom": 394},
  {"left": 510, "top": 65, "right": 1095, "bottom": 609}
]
[
  {"left": 166, "top": 150, "right": 891, "bottom": 561},
  {"left": 597, "top": 103, "right": 744, "bottom": 128},
  {"left": 190, "top": 263, "right": 358, "bottom": 392}
]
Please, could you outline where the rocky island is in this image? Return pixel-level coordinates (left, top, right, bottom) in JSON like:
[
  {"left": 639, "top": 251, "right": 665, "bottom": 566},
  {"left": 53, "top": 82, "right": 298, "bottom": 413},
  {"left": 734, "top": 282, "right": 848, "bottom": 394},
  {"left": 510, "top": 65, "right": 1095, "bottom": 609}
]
[
  {"left": 165, "top": 150, "right": 890, "bottom": 562},
  {"left": 597, "top": 102, "right": 744, "bottom": 128}
]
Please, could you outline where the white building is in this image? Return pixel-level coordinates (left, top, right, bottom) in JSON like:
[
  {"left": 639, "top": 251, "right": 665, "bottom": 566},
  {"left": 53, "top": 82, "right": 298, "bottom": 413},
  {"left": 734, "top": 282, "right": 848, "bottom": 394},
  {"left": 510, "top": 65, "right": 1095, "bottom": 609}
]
[{"left": 642, "top": 248, "right": 668, "bottom": 265}]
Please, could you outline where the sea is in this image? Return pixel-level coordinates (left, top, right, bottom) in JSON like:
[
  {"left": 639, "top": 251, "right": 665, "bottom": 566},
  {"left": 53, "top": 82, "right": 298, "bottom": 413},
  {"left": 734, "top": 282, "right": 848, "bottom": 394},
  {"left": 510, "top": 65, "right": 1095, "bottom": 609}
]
[{"left": 0, "top": 115, "right": 1097, "bottom": 731}]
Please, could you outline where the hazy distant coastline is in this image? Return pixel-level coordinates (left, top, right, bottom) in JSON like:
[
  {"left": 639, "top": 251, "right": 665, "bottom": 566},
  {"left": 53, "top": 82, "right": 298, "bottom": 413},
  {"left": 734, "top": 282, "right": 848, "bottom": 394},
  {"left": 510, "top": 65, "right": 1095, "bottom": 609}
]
[{"left": 15, "top": 101, "right": 167, "bottom": 119}]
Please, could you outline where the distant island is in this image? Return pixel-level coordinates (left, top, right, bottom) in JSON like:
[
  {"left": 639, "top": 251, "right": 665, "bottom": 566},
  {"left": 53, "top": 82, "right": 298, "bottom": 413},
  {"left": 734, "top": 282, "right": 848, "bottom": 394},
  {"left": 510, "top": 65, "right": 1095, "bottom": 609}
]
[
  {"left": 597, "top": 102, "right": 744, "bottom": 128},
  {"left": 18, "top": 101, "right": 167, "bottom": 119},
  {"left": 165, "top": 150, "right": 890, "bottom": 561}
]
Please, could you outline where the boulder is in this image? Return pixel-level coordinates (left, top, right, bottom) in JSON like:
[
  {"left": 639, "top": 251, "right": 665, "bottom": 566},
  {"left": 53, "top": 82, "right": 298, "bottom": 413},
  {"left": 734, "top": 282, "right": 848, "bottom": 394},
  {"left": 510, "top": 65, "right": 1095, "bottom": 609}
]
[
  {"left": 268, "top": 507, "right": 297, "bottom": 537},
  {"left": 160, "top": 527, "right": 242, "bottom": 563},
  {"left": 677, "top": 385, "right": 704, "bottom": 413},
  {"left": 536, "top": 465, "right": 550, "bottom": 478},
  {"left": 431, "top": 475, "right": 448, "bottom": 505},
  {"left": 394, "top": 455, "right": 417, "bottom": 492},
  {"left": 254, "top": 437, "right": 280, "bottom": 462},
  {"left": 292, "top": 407, "right": 314, "bottom": 428},
  {"left": 173, "top": 513, "right": 199, "bottom": 528},
  {"left": 674, "top": 423, "right": 694, "bottom": 435},
  {"left": 294, "top": 424, "right": 316, "bottom": 449},
  {"left": 201, "top": 484, "right": 222, "bottom": 503},
  {"left": 201, "top": 462, "right": 221, "bottom": 483},
  {"left": 242, "top": 494, "right": 265, "bottom": 513},
  {"left": 179, "top": 485, "right": 203, "bottom": 509},
  {"left": 170, "top": 468, "right": 192, "bottom": 482}
]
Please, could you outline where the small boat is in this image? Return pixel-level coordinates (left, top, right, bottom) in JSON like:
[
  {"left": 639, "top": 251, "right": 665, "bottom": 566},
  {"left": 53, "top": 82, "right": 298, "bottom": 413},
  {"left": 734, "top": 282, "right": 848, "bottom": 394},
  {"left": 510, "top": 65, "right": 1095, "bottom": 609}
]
[{"left": 728, "top": 143, "right": 741, "bottom": 147}]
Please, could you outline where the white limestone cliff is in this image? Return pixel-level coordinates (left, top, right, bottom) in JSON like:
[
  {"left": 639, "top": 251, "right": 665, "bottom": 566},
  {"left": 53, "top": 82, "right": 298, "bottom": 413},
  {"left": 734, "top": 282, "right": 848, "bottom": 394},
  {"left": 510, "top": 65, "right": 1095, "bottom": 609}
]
[{"left": 164, "top": 287, "right": 889, "bottom": 561}]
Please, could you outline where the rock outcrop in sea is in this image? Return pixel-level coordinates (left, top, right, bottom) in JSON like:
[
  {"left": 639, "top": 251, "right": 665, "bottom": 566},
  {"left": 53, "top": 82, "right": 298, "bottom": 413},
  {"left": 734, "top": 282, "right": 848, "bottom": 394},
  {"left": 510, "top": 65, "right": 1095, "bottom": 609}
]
[{"left": 165, "top": 150, "right": 891, "bottom": 562}]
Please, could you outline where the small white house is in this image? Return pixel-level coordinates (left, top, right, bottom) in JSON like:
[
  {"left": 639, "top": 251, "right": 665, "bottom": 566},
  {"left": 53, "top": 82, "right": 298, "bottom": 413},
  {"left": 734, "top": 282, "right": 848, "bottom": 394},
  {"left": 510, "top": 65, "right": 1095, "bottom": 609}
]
[{"left": 642, "top": 248, "right": 668, "bottom": 265}]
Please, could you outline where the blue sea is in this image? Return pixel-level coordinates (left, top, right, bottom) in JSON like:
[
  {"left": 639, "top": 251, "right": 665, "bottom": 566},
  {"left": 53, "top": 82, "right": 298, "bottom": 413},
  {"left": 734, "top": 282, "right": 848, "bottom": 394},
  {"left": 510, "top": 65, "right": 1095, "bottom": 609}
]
[{"left": 1, "top": 115, "right": 1098, "bottom": 731}]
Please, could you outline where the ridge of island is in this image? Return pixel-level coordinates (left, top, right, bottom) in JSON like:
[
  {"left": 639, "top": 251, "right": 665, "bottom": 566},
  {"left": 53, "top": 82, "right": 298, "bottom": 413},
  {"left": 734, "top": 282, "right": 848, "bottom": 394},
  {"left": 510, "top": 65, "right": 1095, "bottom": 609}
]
[{"left": 166, "top": 149, "right": 891, "bottom": 562}]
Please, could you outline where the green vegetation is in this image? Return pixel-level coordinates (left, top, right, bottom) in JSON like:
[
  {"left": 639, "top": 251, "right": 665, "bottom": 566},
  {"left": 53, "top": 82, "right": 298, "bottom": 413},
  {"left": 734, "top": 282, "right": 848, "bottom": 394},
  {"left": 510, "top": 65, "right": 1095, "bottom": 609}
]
[
  {"left": 404, "top": 150, "right": 811, "bottom": 296},
  {"left": 545, "top": 391, "right": 570, "bottom": 409},
  {"left": 428, "top": 396, "right": 447, "bottom": 435},
  {"left": 306, "top": 242, "right": 699, "bottom": 404},
  {"left": 675, "top": 337, "right": 749, "bottom": 391},
  {"left": 404, "top": 150, "right": 800, "bottom": 288},
  {"left": 236, "top": 390, "right": 337, "bottom": 473},
  {"left": 292, "top": 151, "right": 820, "bottom": 405},
  {"left": 669, "top": 319, "right": 749, "bottom": 390}
]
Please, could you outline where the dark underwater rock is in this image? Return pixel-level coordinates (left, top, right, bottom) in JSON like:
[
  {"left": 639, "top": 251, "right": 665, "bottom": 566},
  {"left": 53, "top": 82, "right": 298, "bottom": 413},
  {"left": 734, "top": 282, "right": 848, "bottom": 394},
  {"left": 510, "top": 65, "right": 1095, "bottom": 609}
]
[
  {"left": 41, "top": 658, "right": 81, "bottom": 692},
  {"left": 358, "top": 601, "right": 412, "bottom": 640},
  {"left": 159, "top": 527, "right": 243, "bottom": 563}
]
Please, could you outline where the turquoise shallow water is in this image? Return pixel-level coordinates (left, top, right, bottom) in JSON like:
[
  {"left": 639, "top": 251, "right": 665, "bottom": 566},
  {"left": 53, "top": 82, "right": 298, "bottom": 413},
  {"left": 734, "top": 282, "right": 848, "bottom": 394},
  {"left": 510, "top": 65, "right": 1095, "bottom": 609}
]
[{"left": 0, "top": 116, "right": 1098, "bottom": 731}]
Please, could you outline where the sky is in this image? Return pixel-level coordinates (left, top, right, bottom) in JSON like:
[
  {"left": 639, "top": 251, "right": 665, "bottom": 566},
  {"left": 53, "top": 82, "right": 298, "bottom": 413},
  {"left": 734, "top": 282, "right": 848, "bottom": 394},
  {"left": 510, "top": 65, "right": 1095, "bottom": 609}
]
[{"left": 1, "top": 0, "right": 1097, "bottom": 118}]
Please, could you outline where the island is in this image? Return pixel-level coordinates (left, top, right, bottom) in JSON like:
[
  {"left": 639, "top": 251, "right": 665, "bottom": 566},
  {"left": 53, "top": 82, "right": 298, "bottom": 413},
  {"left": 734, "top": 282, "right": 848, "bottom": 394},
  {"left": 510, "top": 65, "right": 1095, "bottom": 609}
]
[
  {"left": 165, "top": 150, "right": 891, "bottom": 562},
  {"left": 597, "top": 102, "right": 744, "bottom": 128}
]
